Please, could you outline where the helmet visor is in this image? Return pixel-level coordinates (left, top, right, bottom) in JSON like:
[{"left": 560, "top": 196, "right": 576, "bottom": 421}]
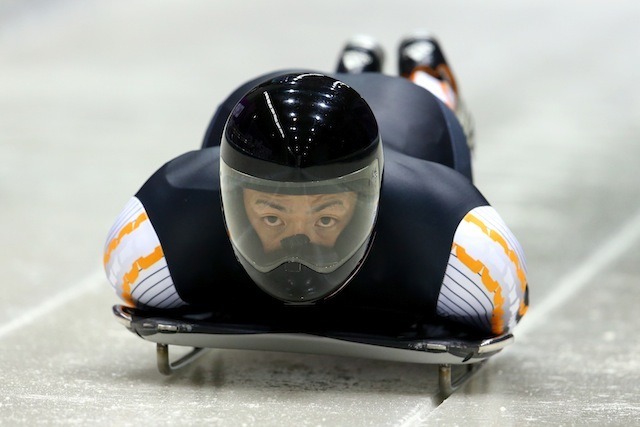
[{"left": 220, "top": 158, "right": 381, "bottom": 274}]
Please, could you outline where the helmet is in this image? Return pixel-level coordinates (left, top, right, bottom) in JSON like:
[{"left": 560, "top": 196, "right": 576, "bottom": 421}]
[{"left": 220, "top": 72, "right": 383, "bottom": 304}]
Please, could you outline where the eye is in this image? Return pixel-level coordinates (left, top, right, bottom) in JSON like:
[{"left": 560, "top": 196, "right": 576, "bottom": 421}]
[
  {"left": 262, "top": 215, "right": 283, "bottom": 227},
  {"left": 316, "top": 217, "right": 337, "bottom": 228}
]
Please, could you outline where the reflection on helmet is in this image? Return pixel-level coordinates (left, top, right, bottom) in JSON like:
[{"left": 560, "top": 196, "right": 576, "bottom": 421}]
[{"left": 220, "top": 73, "right": 383, "bottom": 304}]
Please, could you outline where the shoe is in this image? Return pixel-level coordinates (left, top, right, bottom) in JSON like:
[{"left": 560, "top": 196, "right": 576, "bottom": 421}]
[
  {"left": 398, "top": 33, "right": 450, "bottom": 77},
  {"left": 399, "top": 32, "right": 475, "bottom": 152},
  {"left": 336, "top": 35, "right": 385, "bottom": 73}
]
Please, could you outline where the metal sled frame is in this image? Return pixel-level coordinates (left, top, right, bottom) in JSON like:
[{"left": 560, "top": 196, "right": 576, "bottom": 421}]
[{"left": 114, "top": 305, "right": 513, "bottom": 398}]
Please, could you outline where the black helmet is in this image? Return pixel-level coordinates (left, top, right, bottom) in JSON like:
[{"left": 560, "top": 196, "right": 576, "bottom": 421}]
[{"left": 220, "top": 72, "right": 383, "bottom": 304}]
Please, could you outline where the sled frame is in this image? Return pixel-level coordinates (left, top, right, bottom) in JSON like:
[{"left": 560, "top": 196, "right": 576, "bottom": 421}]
[{"left": 114, "top": 305, "right": 510, "bottom": 399}]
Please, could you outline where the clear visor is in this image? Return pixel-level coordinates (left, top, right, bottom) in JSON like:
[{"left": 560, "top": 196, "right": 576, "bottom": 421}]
[{"left": 220, "top": 159, "right": 381, "bottom": 274}]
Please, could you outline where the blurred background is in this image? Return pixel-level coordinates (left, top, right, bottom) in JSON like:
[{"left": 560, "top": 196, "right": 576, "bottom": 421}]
[{"left": 1, "top": 0, "right": 639, "bottom": 425}]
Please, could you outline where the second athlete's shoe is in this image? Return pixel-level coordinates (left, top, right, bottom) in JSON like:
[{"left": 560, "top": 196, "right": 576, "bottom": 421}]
[
  {"left": 399, "top": 32, "right": 475, "bottom": 152},
  {"left": 336, "top": 35, "right": 385, "bottom": 74}
]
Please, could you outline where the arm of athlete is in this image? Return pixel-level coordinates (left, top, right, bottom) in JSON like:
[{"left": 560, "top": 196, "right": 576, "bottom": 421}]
[
  {"left": 436, "top": 205, "right": 529, "bottom": 335},
  {"left": 103, "top": 196, "right": 187, "bottom": 309}
]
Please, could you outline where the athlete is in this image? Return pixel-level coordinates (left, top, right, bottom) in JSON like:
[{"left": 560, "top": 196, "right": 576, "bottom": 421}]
[{"left": 104, "top": 34, "right": 528, "bottom": 338}]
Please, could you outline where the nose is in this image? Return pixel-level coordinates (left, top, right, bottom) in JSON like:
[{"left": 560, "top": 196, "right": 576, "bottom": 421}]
[{"left": 289, "top": 218, "right": 307, "bottom": 236}]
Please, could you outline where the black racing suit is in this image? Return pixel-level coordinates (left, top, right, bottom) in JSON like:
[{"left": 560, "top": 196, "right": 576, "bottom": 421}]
[{"left": 105, "top": 72, "right": 528, "bottom": 337}]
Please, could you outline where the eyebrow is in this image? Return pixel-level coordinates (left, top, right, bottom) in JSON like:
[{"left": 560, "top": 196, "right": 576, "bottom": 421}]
[
  {"left": 311, "top": 200, "right": 345, "bottom": 213},
  {"left": 255, "top": 199, "right": 286, "bottom": 212},
  {"left": 254, "top": 198, "right": 346, "bottom": 213}
]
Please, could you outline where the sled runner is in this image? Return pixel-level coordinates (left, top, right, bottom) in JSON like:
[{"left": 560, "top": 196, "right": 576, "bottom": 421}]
[{"left": 113, "top": 305, "right": 513, "bottom": 398}]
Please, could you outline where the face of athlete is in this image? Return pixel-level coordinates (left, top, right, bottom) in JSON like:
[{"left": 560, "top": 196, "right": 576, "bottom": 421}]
[{"left": 243, "top": 188, "right": 358, "bottom": 253}]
